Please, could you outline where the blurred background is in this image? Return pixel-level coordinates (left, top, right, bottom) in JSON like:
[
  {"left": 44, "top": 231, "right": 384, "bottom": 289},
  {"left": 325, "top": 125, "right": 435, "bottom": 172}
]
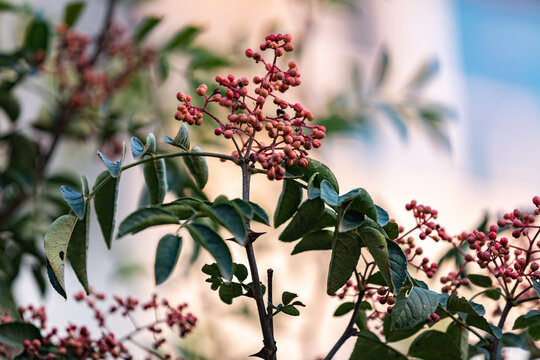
[{"left": 1, "top": 0, "right": 540, "bottom": 359}]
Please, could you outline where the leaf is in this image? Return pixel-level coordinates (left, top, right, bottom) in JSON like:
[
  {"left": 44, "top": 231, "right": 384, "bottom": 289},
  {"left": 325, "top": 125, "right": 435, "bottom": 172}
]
[
  {"left": 446, "top": 294, "right": 485, "bottom": 316},
  {"left": 279, "top": 198, "right": 325, "bottom": 242},
  {"left": 408, "top": 330, "right": 461, "bottom": 360},
  {"left": 446, "top": 322, "right": 469, "bottom": 360},
  {"left": 383, "top": 222, "right": 399, "bottom": 240},
  {"left": 46, "top": 260, "right": 66, "bottom": 299},
  {"left": 157, "top": 53, "right": 169, "bottom": 81},
  {"left": 358, "top": 227, "right": 394, "bottom": 291},
  {"left": 60, "top": 185, "right": 85, "bottom": 219},
  {"left": 44, "top": 214, "right": 77, "bottom": 297},
  {"left": 93, "top": 170, "right": 120, "bottom": 248},
  {"left": 67, "top": 202, "right": 90, "bottom": 294},
  {"left": 233, "top": 263, "right": 248, "bottom": 282},
  {"left": 134, "top": 16, "right": 162, "bottom": 44},
  {"left": 64, "top": 1, "right": 85, "bottom": 28},
  {"left": 282, "top": 291, "right": 297, "bottom": 305},
  {"left": 218, "top": 283, "right": 243, "bottom": 304},
  {"left": 334, "top": 302, "right": 355, "bottom": 317},
  {"left": 187, "top": 223, "right": 233, "bottom": 281},
  {"left": 349, "top": 331, "right": 406, "bottom": 360},
  {"left": 164, "top": 123, "right": 190, "bottom": 150},
  {"left": 118, "top": 207, "right": 179, "bottom": 237},
  {"left": 375, "top": 205, "right": 389, "bottom": 226},
  {"left": 382, "top": 312, "right": 425, "bottom": 343},
  {"left": 327, "top": 231, "right": 362, "bottom": 295},
  {"left": 206, "top": 202, "right": 247, "bottom": 246},
  {"left": 391, "top": 286, "right": 439, "bottom": 330},
  {"left": 249, "top": 201, "right": 270, "bottom": 225},
  {"left": 500, "top": 332, "right": 527, "bottom": 350},
  {"left": 183, "top": 146, "right": 208, "bottom": 189},
  {"left": 162, "top": 25, "right": 201, "bottom": 52},
  {"left": 319, "top": 179, "right": 340, "bottom": 207},
  {"left": 189, "top": 48, "right": 230, "bottom": 69},
  {"left": 274, "top": 179, "right": 303, "bottom": 228},
  {"left": 466, "top": 314, "right": 502, "bottom": 338},
  {"left": 387, "top": 240, "right": 408, "bottom": 292},
  {"left": 286, "top": 158, "right": 339, "bottom": 192},
  {"left": 533, "top": 279, "right": 540, "bottom": 298},
  {"left": 467, "top": 274, "right": 493, "bottom": 288},
  {"left": 143, "top": 155, "right": 167, "bottom": 205},
  {"left": 0, "top": 91, "right": 20, "bottom": 122},
  {"left": 97, "top": 142, "right": 125, "bottom": 177},
  {"left": 484, "top": 288, "right": 502, "bottom": 300},
  {"left": 374, "top": 47, "right": 389, "bottom": 90},
  {"left": 513, "top": 310, "right": 540, "bottom": 330},
  {"left": 347, "top": 189, "right": 378, "bottom": 223},
  {"left": 377, "top": 103, "right": 407, "bottom": 141},
  {"left": 281, "top": 305, "right": 300, "bottom": 316},
  {"left": 131, "top": 137, "right": 144, "bottom": 158},
  {"left": 408, "top": 58, "right": 439, "bottom": 90},
  {"left": 0, "top": 322, "right": 41, "bottom": 348},
  {"left": 291, "top": 229, "right": 333, "bottom": 255},
  {"left": 154, "top": 234, "right": 182, "bottom": 285},
  {"left": 24, "top": 16, "right": 50, "bottom": 54}
]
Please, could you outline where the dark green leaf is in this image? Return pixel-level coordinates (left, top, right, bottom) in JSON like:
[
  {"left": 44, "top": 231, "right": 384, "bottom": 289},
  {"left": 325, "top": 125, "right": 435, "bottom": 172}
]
[
  {"left": 24, "top": 16, "right": 50, "bottom": 54},
  {"left": 46, "top": 260, "right": 66, "bottom": 299},
  {"left": 279, "top": 198, "right": 325, "bottom": 242},
  {"left": 187, "top": 223, "right": 233, "bottom": 281},
  {"left": 233, "top": 263, "right": 248, "bottom": 282},
  {"left": 383, "top": 312, "right": 425, "bottom": 342},
  {"left": 484, "top": 288, "right": 502, "bottom": 300},
  {"left": 327, "top": 231, "right": 362, "bottom": 295},
  {"left": 93, "top": 170, "right": 120, "bottom": 248},
  {"left": 184, "top": 146, "right": 208, "bottom": 189},
  {"left": 206, "top": 202, "right": 247, "bottom": 245},
  {"left": 60, "top": 185, "right": 85, "bottom": 219},
  {"left": 291, "top": 229, "right": 333, "bottom": 255},
  {"left": 282, "top": 291, "right": 297, "bottom": 306},
  {"left": 274, "top": 179, "right": 303, "bottom": 228},
  {"left": 202, "top": 263, "right": 221, "bottom": 277},
  {"left": 391, "top": 286, "right": 439, "bottom": 330},
  {"left": 408, "top": 330, "right": 461, "bottom": 360},
  {"left": 134, "top": 16, "right": 162, "bottom": 44},
  {"left": 375, "top": 205, "right": 389, "bottom": 226},
  {"left": 446, "top": 322, "right": 468, "bottom": 360},
  {"left": 383, "top": 222, "right": 399, "bottom": 240},
  {"left": 334, "top": 302, "right": 355, "bottom": 317},
  {"left": 44, "top": 214, "right": 77, "bottom": 296},
  {"left": 64, "top": 2, "right": 85, "bottom": 28},
  {"left": 143, "top": 156, "right": 167, "bottom": 205},
  {"left": 0, "top": 91, "right": 20, "bottom": 121},
  {"left": 67, "top": 202, "right": 90, "bottom": 294},
  {"left": 189, "top": 48, "right": 229, "bottom": 69},
  {"left": 446, "top": 294, "right": 485, "bottom": 316},
  {"left": 118, "top": 207, "right": 178, "bottom": 237},
  {"left": 533, "top": 279, "right": 540, "bottom": 298},
  {"left": 249, "top": 201, "right": 270, "bottom": 225},
  {"left": 162, "top": 25, "right": 201, "bottom": 52},
  {"left": 513, "top": 310, "right": 540, "bottom": 330},
  {"left": 281, "top": 305, "right": 300, "bottom": 316},
  {"left": 501, "top": 332, "right": 527, "bottom": 350},
  {"left": 465, "top": 314, "right": 502, "bottom": 338},
  {"left": 154, "top": 234, "right": 182, "bottom": 285},
  {"left": 0, "top": 322, "right": 41, "bottom": 348},
  {"left": 157, "top": 54, "right": 169, "bottom": 81},
  {"left": 231, "top": 199, "right": 253, "bottom": 219},
  {"left": 358, "top": 227, "right": 393, "bottom": 291},
  {"left": 320, "top": 179, "right": 339, "bottom": 206},
  {"left": 374, "top": 47, "right": 389, "bottom": 90},
  {"left": 467, "top": 274, "right": 492, "bottom": 288},
  {"left": 350, "top": 331, "right": 406, "bottom": 360},
  {"left": 387, "top": 240, "right": 407, "bottom": 292},
  {"left": 348, "top": 189, "right": 378, "bottom": 223},
  {"left": 286, "top": 158, "right": 339, "bottom": 192}
]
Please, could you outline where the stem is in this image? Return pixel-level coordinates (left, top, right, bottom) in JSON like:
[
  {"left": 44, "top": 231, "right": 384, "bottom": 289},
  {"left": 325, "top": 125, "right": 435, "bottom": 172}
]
[
  {"left": 444, "top": 310, "right": 487, "bottom": 344},
  {"left": 324, "top": 273, "right": 365, "bottom": 360},
  {"left": 267, "top": 269, "right": 275, "bottom": 338},
  {"left": 241, "top": 162, "right": 276, "bottom": 359},
  {"left": 488, "top": 298, "right": 513, "bottom": 359}
]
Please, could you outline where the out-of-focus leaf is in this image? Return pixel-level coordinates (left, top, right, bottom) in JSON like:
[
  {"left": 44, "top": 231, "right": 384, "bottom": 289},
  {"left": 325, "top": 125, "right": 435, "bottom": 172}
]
[
  {"left": 0, "top": 322, "right": 41, "bottom": 348},
  {"left": 374, "top": 47, "right": 389, "bottom": 90},
  {"left": 64, "top": 2, "right": 85, "bottom": 28},
  {"left": 408, "top": 58, "right": 439, "bottom": 90},
  {"left": 162, "top": 25, "right": 201, "bottom": 52},
  {"left": 134, "top": 16, "right": 162, "bottom": 44},
  {"left": 0, "top": 91, "right": 20, "bottom": 122}
]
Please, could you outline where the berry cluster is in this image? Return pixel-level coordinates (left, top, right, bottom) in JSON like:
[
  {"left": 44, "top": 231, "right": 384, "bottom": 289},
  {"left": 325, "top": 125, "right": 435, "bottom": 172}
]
[
  {"left": 174, "top": 33, "right": 326, "bottom": 180},
  {"left": 0, "top": 290, "right": 195, "bottom": 359},
  {"left": 55, "top": 23, "right": 153, "bottom": 110}
]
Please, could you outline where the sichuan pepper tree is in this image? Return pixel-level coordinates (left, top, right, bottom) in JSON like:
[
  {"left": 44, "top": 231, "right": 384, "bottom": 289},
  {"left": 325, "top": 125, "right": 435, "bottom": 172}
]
[{"left": 34, "top": 32, "right": 540, "bottom": 360}]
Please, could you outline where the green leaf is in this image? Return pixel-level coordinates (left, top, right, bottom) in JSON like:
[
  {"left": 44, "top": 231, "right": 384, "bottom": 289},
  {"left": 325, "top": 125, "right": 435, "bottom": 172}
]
[
  {"left": 93, "top": 170, "right": 120, "bottom": 248},
  {"left": 467, "top": 274, "right": 492, "bottom": 288},
  {"left": 164, "top": 123, "right": 190, "bottom": 150},
  {"left": 64, "top": 2, "right": 85, "bottom": 28},
  {"left": 118, "top": 207, "right": 178, "bottom": 237},
  {"left": 134, "top": 16, "right": 162, "bottom": 44},
  {"left": 408, "top": 58, "right": 439, "bottom": 90},
  {"left": 320, "top": 179, "right": 339, "bottom": 206},
  {"left": 327, "top": 231, "right": 362, "bottom": 295},
  {"left": 307, "top": 172, "right": 320, "bottom": 200},
  {"left": 446, "top": 322, "right": 469, "bottom": 360},
  {"left": 533, "top": 279, "right": 540, "bottom": 298},
  {"left": 375, "top": 205, "right": 389, "bottom": 226},
  {"left": 465, "top": 314, "right": 502, "bottom": 338},
  {"left": 274, "top": 179, "right": 303, "bottom": 228},
  {"left": 340, "top": 208, "right": 365, "bottom": 233},
  {"left": 391, "top": 286, "right": 439, "bottom": 330},
  {"left": 348, "top": 189, "right": 378, "bottom": 223},
  {"left": 374, "top": 47, "right": 389, "bottom": 90},
  {"left": 0, "top": 322, "right": 41, "bottom": 348},
  {"left": 281, "top": 305, "right": 300, "bottom": 316},
  {"left": 189, "top": 48, "right": 229, "bottom": 69},
  {"left": 24, "top": 16, "right": 50, "bottom": 54},
  {"left": 446, "top": 294, "right": 485, "bottom": 316},
  {"left": 233, "top": 263, "right": 248, "bottom": 282},
  {"left": 162, "top": 25, "right": 201, "bottom": 52},
  {"left": 387, "top": 240, "right": 408, "bottom": 292},
  {"left": 206, "top": 202, "right": 247, "bottom": 245},
  {"left": 286, "top": 158, "right": 339, "bottom": 192},
  {"left": 279, "top": 198, "right": 325, "bottom": 242},
  {"left": 143, "top": 155, "right": 167, "bottom": 205},
  {"left": 484, "top": 288, "right": 502, "bottom": 300},
  {"left": 334, "top": 302, "right": 355, "bottom": 316},
  {"left": 249, "top": 201, "right": 270, "bottom": 225},
  {"left": 230, "top": 199, "right": 253, "bottom": 219},
  {"left": 46, "top": 260, "right": 66, "bottom": 299},
  {"left": 154, "top": 234, "right": 182, "bottom": 285},
  {"left": 383, "top": 222, "right": 399, "bottom": 240},
  {"left": 157, "top": 53, "right": 169, "bottom": 81},
  {"left": 350, "top": 331, "right": 406, "bottom": 360},
  {"left": 358, "top": 227, "right": 394, "bottom": 291},
  {"left": 282, "top": 291, "right": 297, "bottom": 305},
  {"left": 183, "top": 146, "right": 208, "bottom": 189},
  {"left": 0, "top": 91, "right": 20, "bottom": 121},
  {"left": 291, "top": 229, "right": 333, "bottom": 255},
  {"left": 60, "top": 185, "right": 85, "bottom": 219},
  {"left": 383, "top": 313, "right": 425, "bottom": 342},
  {"left": 67, "top": 202, "right": 90, "bottom": 294},
  {"left": 408, "top": 330, "right": 461, "bottom": 360},
  {"left": 187, "top": 223, "right": 233, "bottom": 281},
  {"left": 44, "top": 214, "right": 77, "bottom": 297},
  {"left": 513, "top": 310, "right": 540, "bottom": 330},
  {"left": 501, "top": 332, "right": 527, "bottom": 350}
]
